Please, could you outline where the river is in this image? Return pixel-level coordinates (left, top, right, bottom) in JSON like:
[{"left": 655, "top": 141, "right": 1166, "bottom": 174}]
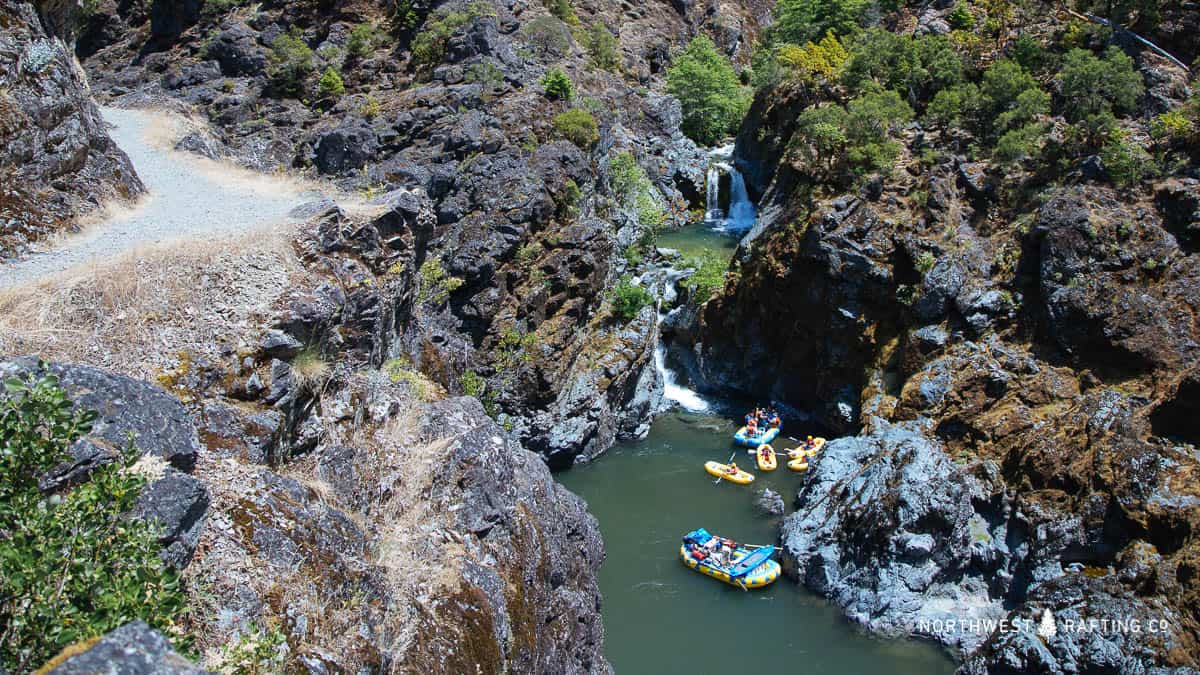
[{"left": 557, "top": 410, "right": 955, "bottom": 674}]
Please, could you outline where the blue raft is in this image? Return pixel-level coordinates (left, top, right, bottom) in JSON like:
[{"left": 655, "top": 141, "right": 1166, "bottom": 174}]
[{"left": 733, "top": 425, "right": 780, "bottom": 447}]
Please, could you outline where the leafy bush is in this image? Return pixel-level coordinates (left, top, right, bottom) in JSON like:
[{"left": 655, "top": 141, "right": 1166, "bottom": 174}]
[
  {"left": 524, "top": 16, "right": 570, "bottom": 56},
  {"left": 217, "top": 622, "right": 287, "bottom": 674},
  {"left": 411, "top": 4, "right": 494, "bottom": 69},
  {"left": 925, "top": 82, "right": 980, "bottom": 128},
  {"left": 841, "top": 30, "right": 964, "bottom": 108},
  {"left": 317, "top": 67, "right": 345, "bottom": 102},
  {"left": 611, "top": 278, "right": 653, "bottom": 321},
  {"left": 269, "top": 28, "right": 314, "bottom": 97},
  {"left": 1100, "top": 129, "right": 1150, "bottom": 187},
  {"left": 347, "top": 22, "right": 380, "bottom": 60},
  {"left": 0, "top": 372, "right": 187, "bottom": 673},
  {"left": 553, "top": 109, "right": 599, "bottom": 148},
  {"left": 542, "top": 0, "right": 578, "bottom": 25},
  {"left": 667, "top": 36, "right": 749, "bottom": 145},
  {"left": 1055, "top": 46, "right": 1144, "bottom": 122},
  {"left": 540, "top": 68, "right": 574, "bottom": 100},
  {"left": 680, "top": 249, "right": 729, "bottom": 305},
  {"left": 465, "top": 61, "right": 504, "bottom": 94},
  {"left": 359, "top": 94, "right": 382, "bottom": 118},
  {"left": 584, "top": 22, "right": 620, "bottom": 71},
  {"left": 916, "top": 251, "right": 936, "bottom": 274},
  {"left": 459, "top": 370, "right": 486, "bottom": 398},
  {"left": 1150, "top": 98, "right": 1199, "bottom": 150},
  {"left": 389, "top": 0, "right": 421, "bottom": 33},
  {"left": 608, "top": 150, "right": 646, "bottom": 200},
  {"left": 948, "top": 1, "right": 975, "bottom": 30},
  {"left": 772, "top": 0, "right": 867, "bottom": 46},
  {"left": 776, "top": 31, "right": 848, "bottom": 84},
  {"left": 419, "top": 258, "right": 464, "bottom": 304},
  {"left": 994, "top": 123, "right": 1046, "bottom": 162}
]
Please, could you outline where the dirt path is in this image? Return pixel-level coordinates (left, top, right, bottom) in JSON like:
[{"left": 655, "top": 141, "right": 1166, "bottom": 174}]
[{"left": 0, "top": 107, "right": 317, "bottom": 288}]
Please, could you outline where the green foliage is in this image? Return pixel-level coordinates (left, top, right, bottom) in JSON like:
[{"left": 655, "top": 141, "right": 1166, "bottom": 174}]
[
  {"left": 389, "top": 0, "right": 421, "bottom": 33},
  {"left": 1009, "top": 33, "right": 1049, "bottom": 74},
  {"left": 419, "top": 258, "right": 464, "bottom": 304},
  {"left": 542, "top": 0, "right": 579, "bottom": 25},
  {"left": 1099, "top": 129, "right": 1150, "bottom": 187},
  {"left": 411, "top": 4, "right": 495, "bottom": 69},
  {"left": 1150, "top": 97, "right": 1199, "bottom": 150},
  {"left": 217, "top": 622, "right": 287, "bottom": 674},
  {"left": 524, "top": 16, "right": 571, "bottom": 56},
  {"left": 610, "top": 278, "right": 653, "bottom": 321},
  {"left": 516, "top": 242, "right": 541, "bottom": 264},
  {"left": 317, "top": 67, "right": 345, "bottom": 102},
  {"left": 841, "top": 30, "right": 964, "bottom": 108},
  {"left": 773, "top": 0, "right": 867, "bottom": 46},
  {"left": 584, "top": 22, "right": 620, "bottom": 71},
  {"left": 994, "top": 123, "right": 1046, "bottom": 162},
  {"left": 608, "top": 151, "right": 647, "bottom": 200},
  {"left": 915, "top": 251, "right": 936, "bottom": 274},
  {"left": 552, "top": 109, "right": 599, "bottom": 148},
  {"left": 555, "top": 179, "right": 582, "bottom": 219},
  {"left": 0, "top": 372, "right": 186, "bottom": 673},
  {"left": 667, "top": 36, "right": 749, "bottom": 145},
  {"left": 465, "top": 61, "right": 504, "bottom": 94},
  {"left": 359, "top": 94, "right": 382, "bottom": 119},
  {"left": 948, "top": 1, "right": 975, "bottom": 30},
  {"left": 347, "top": 22, "right": 381, "bottom": 60},
  {"left": 1056, "top": 46, "right": 1144, "bottom": 122},
  {"left": 540, "top": 68, "right": 574, "bottom": 100},
  {"left": 459, "top": 370, "right": 486, "bottom": 398},
  {"left": 269, "top": 28, "right": 314, "bottom": 97},
  {"left": 796, "top": 88, "right": 913, "bottom": 179},
  {"left": 680, "top": 249, "right": 729, "bottom": 305},
  {"left": 925, "top": 82, "right": 980, "bottom": 128},
  {"left": 776, "top": 31, "right": 849, "bottom": 84},
  {"left": 634, "top": 191, "right": 666, "bottom": 231}
]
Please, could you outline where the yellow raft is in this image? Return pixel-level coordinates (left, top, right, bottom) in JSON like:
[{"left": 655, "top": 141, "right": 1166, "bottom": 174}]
[
  {"left": 756, "top": 444, "right": 777, "bottom": 471},
  {"left": 704, "top": 460, "right": 754, "bottom": 484},
  {"left": 786, "top": 437, "right": 827, "bottom": 459},
  {"left": 680, "top": 543, "right": 782, "bottom": 589},
  {"left": 787, "top": 456, "right": 809, "bottom": 471}
]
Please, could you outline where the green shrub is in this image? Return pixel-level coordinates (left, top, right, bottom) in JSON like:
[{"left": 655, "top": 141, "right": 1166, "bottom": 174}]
[
  {"left": 1056, "top": 46, "right": 1144, "bottom": 122},
  {"left": 347, "top": 22, "right": 381, "bottom": 60},
  {"left": 608, "top": 150, "right": 647, "bottom": 200},
  {"left": 419, "top": 258, "right": 464, "bottom": 304},
  {"left": 667, "top": 36, "right": 749, "bottom": 145},
  {"left": 459, "top": 370, "right": 486, "bottom": 398},
  {"left": 915, "top": 251, "right": 936, "bottom": 274},
  {"left": 269, "top": 28, "right": 314, "bottom": 96},
  {"left": 776, "top": 31, "right": 849, "bottom": 84},
  {"left": 542, "top": 0, "right": 578, "bottom": 25},
  {"left": 994, "top": 123, "right": 1046, "bottom": 162},
  {"left": 317, "top": 66, "right": 345, "bottom": 102},
  {"left": 217, "top": 622, "right": 287, "bottom": 673},
  {"left": 948, "top": 1, "right": 975, "bottom": 30},
  {"left": 584, "top": 22, "right": 620, "bottom": 71},
  {"left": 410, "top": 4, "right": 494, "bottom": 69},
  {"left": 1100, "top": 130, "right": 1150, "bottom": 187},
  {"left": 925, "top": 82, "right": 979, "bottom": 128},
  {"left": 772, "top": 0, "right": 867, "bottom": 46},
  {"left": 841, "top": 30, "right": 964, "bottom": 108},
  {"left": 465, "top": 61, "right": 504, "bottom": 93},
  {"left": 541, "top": 68, "right": 574, "bottom": 100},
  {"left": 553, "top": 109, "right": 599, "bottom": 148},
  {"left": 611, "top": 278, "right": 653, "bottom": 321},
  {"left": 524, "top": 15, "right": 571, "bottom": 56},
  {"left": 680, "top": 248, "right": 729, "bottom": 305},
  {"left": 0, "top": 372, "right": 187, "bottom": 672},
  {"left": 359, "top": 94, "right": 382, "bottom": 118},
  {"left": 389, "top": 0, "right": 421, "bottom": 33}
]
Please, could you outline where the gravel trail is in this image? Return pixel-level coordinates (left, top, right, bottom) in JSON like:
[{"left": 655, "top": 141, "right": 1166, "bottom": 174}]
[{"left": 0, "top": 107, "right": 312, "bottom": 288}]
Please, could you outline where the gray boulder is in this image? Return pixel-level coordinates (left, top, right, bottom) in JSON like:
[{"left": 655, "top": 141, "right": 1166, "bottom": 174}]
[
  {"left": 754, "top": 487, "right": 786, "bottom": 516},
  {"left": 44, "top": 620, "right": 208, "bottom": 674},
  {"left": 134, "top": 467, "right": 210, "bottom": 569}
]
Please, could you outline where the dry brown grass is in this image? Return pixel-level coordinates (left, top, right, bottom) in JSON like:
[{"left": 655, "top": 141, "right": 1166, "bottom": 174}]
[{"left": 0, "top": 225, "right": 308, "bottom": 381}]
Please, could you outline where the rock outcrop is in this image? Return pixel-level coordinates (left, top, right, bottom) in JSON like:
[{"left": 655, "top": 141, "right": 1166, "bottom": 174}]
[
  {"left": 0, "top": 0, "right": 142, "bottom": 259},
  {"left": 42, "top": 621, "right": 208, "bottom": 674}
]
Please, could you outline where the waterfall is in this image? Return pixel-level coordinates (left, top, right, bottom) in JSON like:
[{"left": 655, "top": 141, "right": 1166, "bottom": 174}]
[
  {"left": 654, "top": 342, "right": 710, "bottom": 412},
  {"left": 703, "top": 144, "right": 756, "bottom": 233},
  {"left": 704, "top": 165, "right": 723, "bottom": 222},
  {"left": 723, "top": 168, "right": 756, "bottom": 233}
]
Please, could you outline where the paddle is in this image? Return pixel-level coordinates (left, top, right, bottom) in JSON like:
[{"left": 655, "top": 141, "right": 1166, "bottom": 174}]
[{"left": 713, "top": 451, "right": 738, "bottom": 485}]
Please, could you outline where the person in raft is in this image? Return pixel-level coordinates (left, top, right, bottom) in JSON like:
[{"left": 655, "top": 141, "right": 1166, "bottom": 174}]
[
  {"left": 747, "top": 418, "right": 758, "bottom": 437},
  {"left": 759, "top": 445, "right": 772, "bottom": 462},
  {"left": 804, "top": 435, "right": 816, "bottom": 451},
  {"left": 768, "top": 408, "right": 781, "bottom": 428},
  {"left": 726, "top": 462, "right": 740, "bottom": 476}
]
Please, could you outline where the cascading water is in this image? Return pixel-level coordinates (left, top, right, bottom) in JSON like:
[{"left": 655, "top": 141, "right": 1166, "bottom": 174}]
[
  {"left": 703, "top": 144, "right": 756, "bottom": 233},
  {"left": 653, "top": 339, "right": 709, "bottom": 412}
]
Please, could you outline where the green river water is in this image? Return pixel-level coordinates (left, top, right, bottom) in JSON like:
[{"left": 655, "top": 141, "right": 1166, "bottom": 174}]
[{"left": 557, "top": 397, "right": 956, "bottom": 674}]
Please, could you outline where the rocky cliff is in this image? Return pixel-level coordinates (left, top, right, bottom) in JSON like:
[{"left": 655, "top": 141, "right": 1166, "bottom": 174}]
[
  {"left": 0, "top": 0, "right": 142, "bottom": 259},
  {"left": 4, "top": 356, "right": 608, "bottom": 673},
  {"left": 675, "top": 1, "right": 1200, "bottom": 671},
  {"left": 71, "top": 0, "right": 767, "bottom": 466}
]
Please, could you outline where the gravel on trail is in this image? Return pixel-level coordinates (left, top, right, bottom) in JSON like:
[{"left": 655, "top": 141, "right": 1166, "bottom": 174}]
[{"left": 0, "top": 107, "right": 312, "bottom": 289}]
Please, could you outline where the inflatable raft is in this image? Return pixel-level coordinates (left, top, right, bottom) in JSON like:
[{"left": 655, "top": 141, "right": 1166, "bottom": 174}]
[
  {"left": 787, "top": 456, "right": 809, "bottom": 471},
  {"left": 756, "top": 444, "right": 777, "bottom": 471},
  {"left": 705, "top": 460, "right": 754, "bottom": 484},
  {"left": 680, "top": 528, "right": 781, "bottom": 589},
  {"left": 733, "top": 425, "right": 780, "bottom": 447},
  {"left": 786, "top": 437, "right": 826, "bottom": 459}
]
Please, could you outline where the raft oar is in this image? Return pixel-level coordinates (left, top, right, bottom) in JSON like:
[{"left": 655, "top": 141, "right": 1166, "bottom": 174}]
[{"left": 713, "top": 451, "right": 738, "bottom": 485}]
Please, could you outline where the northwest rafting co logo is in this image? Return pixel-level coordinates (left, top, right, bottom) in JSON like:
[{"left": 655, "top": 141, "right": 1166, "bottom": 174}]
[{"left": 1037, "top": 609, "right": 1057, "bottom": 640}]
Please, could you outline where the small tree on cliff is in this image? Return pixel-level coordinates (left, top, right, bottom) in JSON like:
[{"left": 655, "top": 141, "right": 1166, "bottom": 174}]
[{"left": 667, "top": 36, "right": 749, "bottom": 146}]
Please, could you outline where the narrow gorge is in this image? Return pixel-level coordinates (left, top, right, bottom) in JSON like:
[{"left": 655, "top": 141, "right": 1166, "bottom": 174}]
[{"left": 2, "top": 0, "right": 1198, "bottom": 673}]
